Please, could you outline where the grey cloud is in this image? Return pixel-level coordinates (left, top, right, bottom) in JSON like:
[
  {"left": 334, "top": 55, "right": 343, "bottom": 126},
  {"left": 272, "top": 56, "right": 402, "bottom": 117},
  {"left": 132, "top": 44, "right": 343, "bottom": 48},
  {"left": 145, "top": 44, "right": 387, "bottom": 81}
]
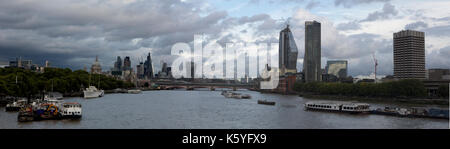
[
  {"left": 405, "top": 21, "right": 428, "bottom": 30},
  {"left": 361, "top": 3, "right": 398, "bottom": 22},
  {"left": 336, "top": 21, "right": 361, "bottom": 31},
  {"left": 334, "top": 0, "right": 390, "bottom": 8},
  {"left": 305, "top": 1, "right": 320, "bottom": 10}
]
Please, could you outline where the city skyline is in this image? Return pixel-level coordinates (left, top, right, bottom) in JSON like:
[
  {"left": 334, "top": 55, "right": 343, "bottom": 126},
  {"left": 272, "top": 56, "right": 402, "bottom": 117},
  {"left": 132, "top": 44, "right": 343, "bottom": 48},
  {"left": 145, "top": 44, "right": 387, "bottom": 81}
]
[{"left": 0, "top": 0, "right": 450, "bottom": 77}]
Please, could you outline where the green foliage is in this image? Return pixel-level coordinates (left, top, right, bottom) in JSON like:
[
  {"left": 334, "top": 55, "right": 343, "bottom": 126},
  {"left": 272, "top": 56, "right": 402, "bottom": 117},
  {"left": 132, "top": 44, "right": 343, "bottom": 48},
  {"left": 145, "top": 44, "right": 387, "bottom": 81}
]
[
  {"left": 294, "top": 79, "right": 427, "bottom": 98},
  {"left": 0, "top": 67, "right": 133, "bottom": 97}
]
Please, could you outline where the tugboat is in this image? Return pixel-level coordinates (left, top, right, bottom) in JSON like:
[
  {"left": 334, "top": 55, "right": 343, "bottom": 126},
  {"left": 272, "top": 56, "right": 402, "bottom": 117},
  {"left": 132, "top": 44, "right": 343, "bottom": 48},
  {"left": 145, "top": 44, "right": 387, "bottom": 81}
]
[{"left": 304, "top": 102, "right": 371, "bottom": 114}]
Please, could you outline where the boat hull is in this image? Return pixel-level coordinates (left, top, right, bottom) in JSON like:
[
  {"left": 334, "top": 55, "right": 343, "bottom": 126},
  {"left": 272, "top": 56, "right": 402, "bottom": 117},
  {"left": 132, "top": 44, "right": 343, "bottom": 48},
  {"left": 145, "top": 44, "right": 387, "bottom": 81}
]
[{"left": 83, "top": 90, "right": 104, "bottom": 98}]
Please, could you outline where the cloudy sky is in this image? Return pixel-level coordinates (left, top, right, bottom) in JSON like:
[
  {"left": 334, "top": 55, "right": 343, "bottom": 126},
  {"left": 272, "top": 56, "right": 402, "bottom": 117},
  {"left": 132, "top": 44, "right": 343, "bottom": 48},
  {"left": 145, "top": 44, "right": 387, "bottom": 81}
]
[{"left": 0, "top": 0, "right": 449, "bottom": 76}]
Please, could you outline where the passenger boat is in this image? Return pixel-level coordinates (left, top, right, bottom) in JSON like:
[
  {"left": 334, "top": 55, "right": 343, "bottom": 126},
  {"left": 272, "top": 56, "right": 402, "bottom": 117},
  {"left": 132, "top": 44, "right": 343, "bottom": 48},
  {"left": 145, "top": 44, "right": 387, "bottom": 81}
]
[
  {"left": 83, "top": 86, "right": 104, "bottom": 98},
  {"left": 5, "top": 99, "right": 27, "bottom": 112},
  {"left": 60, "top": 102, "right": 82, "bottom": 119},
  {"left": 304, "top": 102, "right": 370, "bottom": 114},
  {"left": 257, "top": 100, "right": 276, "bottom": 106},
  {"left": 34, "top": 103, "right": 62, "bottom": 120}
]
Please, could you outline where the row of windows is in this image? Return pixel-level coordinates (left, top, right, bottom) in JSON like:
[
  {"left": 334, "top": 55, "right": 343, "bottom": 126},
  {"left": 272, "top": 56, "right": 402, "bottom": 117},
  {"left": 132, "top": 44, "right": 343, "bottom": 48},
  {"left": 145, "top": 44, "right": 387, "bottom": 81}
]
[{"left": 309, "top": 105, "right": 333, "bottom": 109}]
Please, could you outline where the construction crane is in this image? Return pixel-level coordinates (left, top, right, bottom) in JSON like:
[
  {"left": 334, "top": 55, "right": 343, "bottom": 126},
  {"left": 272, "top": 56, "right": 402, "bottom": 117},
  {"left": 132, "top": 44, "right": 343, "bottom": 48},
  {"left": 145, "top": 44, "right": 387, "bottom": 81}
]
[{"left": 372, "top": 53, "right": 378, "bottom": 83}]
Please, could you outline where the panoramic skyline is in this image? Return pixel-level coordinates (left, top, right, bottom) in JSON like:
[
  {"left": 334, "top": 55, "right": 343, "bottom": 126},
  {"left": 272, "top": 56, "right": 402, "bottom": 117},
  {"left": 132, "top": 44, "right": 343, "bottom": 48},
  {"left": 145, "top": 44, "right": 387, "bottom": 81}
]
[{"left": 0, "top": 0, "right": 449, "bottom": 77}]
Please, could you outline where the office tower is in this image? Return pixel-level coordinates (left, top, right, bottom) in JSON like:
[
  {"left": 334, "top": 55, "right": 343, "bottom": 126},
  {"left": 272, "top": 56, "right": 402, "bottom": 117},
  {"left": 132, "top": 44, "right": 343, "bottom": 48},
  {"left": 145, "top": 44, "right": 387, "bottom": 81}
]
[
  {"left": 393, "top": 30, "right": 425, "bottom": 79},
  {"left": 325, "top": 60, "right": 348, "bottom": 78},
  {"left": 123, "top": 56, "right": 131, "bottom": 71},
  {"left": 279, "top": 25, "right": 299, "bottom": 76},
  {"left": 304, "top": 21, "right": 321, "bottom": 82},
  {"left": 114, "top": 56, "right": 122, "bottom": 71},
  {"left": 144, "top": 52, "right": 154, "bottom": 79},
  {"left": 136, "top": 62, "right": 144, "bottom": 79}
]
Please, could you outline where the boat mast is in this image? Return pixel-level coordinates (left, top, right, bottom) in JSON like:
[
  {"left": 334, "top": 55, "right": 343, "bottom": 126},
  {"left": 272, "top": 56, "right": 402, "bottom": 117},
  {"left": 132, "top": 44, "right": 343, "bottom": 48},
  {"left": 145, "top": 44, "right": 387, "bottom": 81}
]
[{"left": 88, "top": 73, "right": 91, "bottom": 87}]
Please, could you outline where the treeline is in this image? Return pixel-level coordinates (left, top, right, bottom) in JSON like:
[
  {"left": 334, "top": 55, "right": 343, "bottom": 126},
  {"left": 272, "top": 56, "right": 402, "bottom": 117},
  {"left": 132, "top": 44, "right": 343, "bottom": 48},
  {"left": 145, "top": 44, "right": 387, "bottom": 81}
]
[
  {"left": 293, "top": 79, "right": 448, "bottom": 98},
  {"left": 0, "top": 67, "right": 134, "bottom": 97}
]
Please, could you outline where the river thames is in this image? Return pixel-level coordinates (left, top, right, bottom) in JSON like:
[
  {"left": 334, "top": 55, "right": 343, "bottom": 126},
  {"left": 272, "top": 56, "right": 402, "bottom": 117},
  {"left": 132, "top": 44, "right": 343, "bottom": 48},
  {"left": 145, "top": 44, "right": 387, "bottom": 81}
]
[{"left": 0, "top": 89, "right": 448, "bottom": 129}]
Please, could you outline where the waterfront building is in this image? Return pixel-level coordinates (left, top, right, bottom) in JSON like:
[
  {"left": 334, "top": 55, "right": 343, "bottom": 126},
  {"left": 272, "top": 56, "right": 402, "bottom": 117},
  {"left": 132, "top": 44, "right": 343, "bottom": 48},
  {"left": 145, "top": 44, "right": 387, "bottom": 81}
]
[
  {"left": 427, "top": 69, "right": 450, "bottom": 80},
  {"left": 90, "top": 56, "right": 102, "bottom": 74},
  {"left": 304, "top": 21, "right": 321, "bottom": 82},
  {"left": 393, "top": 30, "right": 425, "bottom": 79},
  {"left": 279, "top": 25, "right": 298, "bottom": 76},
  {"left": 325, "top": 60, "right": 348, "bottom": 79}
]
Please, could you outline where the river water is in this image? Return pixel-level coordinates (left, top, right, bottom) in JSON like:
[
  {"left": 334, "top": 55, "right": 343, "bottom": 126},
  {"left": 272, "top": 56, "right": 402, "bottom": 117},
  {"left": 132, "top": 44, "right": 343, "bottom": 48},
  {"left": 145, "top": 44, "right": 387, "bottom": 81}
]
[{"left": 0, "top": 89, "right": 448, "bottom": 129}]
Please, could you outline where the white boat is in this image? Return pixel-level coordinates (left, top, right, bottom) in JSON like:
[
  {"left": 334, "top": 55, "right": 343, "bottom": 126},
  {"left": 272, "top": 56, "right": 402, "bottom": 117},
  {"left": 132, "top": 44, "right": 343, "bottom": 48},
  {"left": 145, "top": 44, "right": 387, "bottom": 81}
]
[
  {"left": 304, "top": 102, "right": 370, "bottom": 113},
  {"left": 128, "top": 89, "right": 142, "bottom": 94},
  {"left": 83, "top": 86, "right": 104, "bottom": 98},
  {"left": 44, "top": 92, "right": 63, "bottom": 101},
  {"left": 60, "top": 102, "right": 82, "bottom": 119},
  {"left": 5, "top": 99, "right": 27, "bottom": 112}
]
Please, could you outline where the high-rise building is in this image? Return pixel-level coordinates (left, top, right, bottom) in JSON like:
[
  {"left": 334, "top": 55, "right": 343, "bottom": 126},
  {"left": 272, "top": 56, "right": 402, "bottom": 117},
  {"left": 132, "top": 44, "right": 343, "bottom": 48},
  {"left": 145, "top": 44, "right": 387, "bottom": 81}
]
[
  {"left": 144, "top": 52, "right": 154, "bottom": 79},
  {"left": 136, "top": 62, "right": 144, "bottom": 79},
  {"left": 325, "top": 60, "right": 348, "bottom": 78},
  {"left": 304, "top": 21, "right": 321, "bottom": 82},
  {"left": 114, "top": 56, "right": 122, "bottom": 71},
  {"left": 393, "top": 30, "right": 425, "bottom": 79},
  {"left": 123, "top": 56, "right": 131, "bottom": 71},
  {"left": 91, "top": 56, "right": 102, "bottom": 74},
  {"left": 279, "top": 25, "right": 298, "bottom": 75}
]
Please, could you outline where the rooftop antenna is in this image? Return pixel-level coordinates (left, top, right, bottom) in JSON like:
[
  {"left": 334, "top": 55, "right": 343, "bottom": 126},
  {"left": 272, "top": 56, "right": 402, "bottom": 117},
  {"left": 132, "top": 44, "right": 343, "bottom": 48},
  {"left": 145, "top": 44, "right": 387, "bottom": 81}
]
[{"left": 372, "top": 53, "right": 378, "bottom": 83}]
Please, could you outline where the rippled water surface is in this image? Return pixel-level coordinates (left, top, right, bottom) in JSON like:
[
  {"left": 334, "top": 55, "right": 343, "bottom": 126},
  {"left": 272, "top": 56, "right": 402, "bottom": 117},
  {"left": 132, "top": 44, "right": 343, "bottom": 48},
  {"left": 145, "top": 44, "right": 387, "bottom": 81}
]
[{"left": 0, "top": 89, "right": 448, "bottom": 129}]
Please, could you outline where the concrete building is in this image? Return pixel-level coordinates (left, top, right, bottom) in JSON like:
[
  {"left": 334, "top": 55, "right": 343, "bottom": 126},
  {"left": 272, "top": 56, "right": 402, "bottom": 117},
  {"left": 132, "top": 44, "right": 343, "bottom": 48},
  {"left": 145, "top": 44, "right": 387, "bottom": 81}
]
[
  {"left": 279, "top": 25, "right": 298, "bottom": 76},
  {"left": 90, "top": 56, "right": 102, "bottom": 74},
  {"left": 427, "top": 69, "right": 450, "bottom": 80},
  {"left": 304, "top": 21, "right": 321, "bottom": 82},
  {"left": 393, "top": 30, "right": 425, "bottom": 79},
  {"left": 325, "top": 60, "right": 348, "bottom": 78}
]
